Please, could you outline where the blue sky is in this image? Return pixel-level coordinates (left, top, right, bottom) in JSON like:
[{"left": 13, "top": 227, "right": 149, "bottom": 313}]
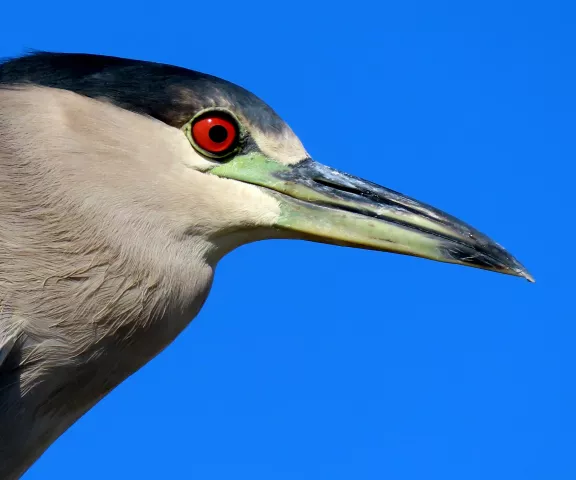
[{"left": 1, "top": 1, "right": 574, "bottom": 478}]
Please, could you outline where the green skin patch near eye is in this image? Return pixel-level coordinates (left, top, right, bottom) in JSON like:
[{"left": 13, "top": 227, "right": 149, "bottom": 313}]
[{"left": 210, "top": 153, "right": 290, "bottom": 189}]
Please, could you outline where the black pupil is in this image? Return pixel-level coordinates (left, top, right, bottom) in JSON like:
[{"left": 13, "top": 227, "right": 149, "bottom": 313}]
[{"left": 209, "top": 125, "right": 228, "bottom": 143}]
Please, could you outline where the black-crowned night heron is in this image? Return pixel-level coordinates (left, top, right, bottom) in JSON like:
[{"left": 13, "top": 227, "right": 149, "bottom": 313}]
[{"left": 0, "top": 52, "right": 532, "bottom": 479}]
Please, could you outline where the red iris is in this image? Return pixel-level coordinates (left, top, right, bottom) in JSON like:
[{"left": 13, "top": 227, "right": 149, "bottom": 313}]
[{"left": 191, "top": 113, "right": 237, "bottom": 155}]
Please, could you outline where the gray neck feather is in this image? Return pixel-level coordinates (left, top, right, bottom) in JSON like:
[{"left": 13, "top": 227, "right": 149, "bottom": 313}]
[{"left": 0, "top": 219, "right": 214, "bottom": 479}]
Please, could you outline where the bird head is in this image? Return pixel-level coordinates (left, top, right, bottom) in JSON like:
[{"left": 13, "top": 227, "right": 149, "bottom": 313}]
[{"left": 0, "top": 52, "right": 532, "bottom": 281}]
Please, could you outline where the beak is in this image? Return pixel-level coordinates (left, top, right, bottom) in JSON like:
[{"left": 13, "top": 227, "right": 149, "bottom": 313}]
[{"left": 211, "top": 154, "right": 533, "bottom": 281}]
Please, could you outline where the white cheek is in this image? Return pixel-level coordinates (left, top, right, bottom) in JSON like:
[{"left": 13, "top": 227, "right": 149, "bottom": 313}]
[
  {"left": 159, "top": 164, "right": 281, "bottom": 235},
  {"left": 190, "top": 174, "right": 281, "bottom": 230},
  {"left": 218, "top": 177, "right": 282, "bottom": 226}
]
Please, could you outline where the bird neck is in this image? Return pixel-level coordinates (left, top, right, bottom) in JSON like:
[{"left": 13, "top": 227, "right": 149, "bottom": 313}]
[{"left": 0, "top": 231, "right": 214, "bottom": 479}]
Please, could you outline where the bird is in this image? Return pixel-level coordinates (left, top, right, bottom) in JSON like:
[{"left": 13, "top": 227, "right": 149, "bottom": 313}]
[{"left": 0, "top": 51, "right": 532, "bottom": 479}]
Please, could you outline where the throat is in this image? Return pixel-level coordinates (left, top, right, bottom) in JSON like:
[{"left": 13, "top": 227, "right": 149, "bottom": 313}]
[{"left": 0, "top": 255, "right": 214, "bottom": 479}]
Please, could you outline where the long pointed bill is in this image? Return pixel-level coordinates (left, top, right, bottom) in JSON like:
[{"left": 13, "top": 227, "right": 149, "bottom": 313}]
[{"left": 211, "top": 154, "right": 533, "bottom": 281}]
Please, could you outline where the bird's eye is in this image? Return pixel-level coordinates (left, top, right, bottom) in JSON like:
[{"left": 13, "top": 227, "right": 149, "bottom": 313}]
[{"left": 191, "top": 113, "right": 238, "bottom": 156}]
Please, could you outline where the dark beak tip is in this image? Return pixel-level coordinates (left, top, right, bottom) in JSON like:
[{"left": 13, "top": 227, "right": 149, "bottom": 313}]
[
  {"left": 496, "top": 257, "right": 534, "bottom": 283},
  {"left": 497, "top": 250, "right": 534, "bottom": 283},
  {"left": 517, "top": 268, "right": 535, "bottom": 283},
  {"left": 525, "top": 274, "right": 536, "bottom": 283},
  {"left": 440, "top": 240, "right": 533, "bottom": 283}
]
